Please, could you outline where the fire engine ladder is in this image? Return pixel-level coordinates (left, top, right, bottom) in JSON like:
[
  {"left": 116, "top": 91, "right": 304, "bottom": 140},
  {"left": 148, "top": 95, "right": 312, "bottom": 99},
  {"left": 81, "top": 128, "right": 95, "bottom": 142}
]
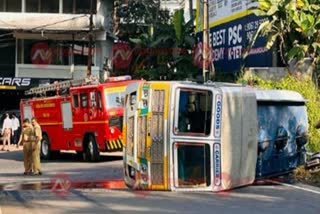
[{"left": 25, "top": 78, "right": 97, "bottom": 95}]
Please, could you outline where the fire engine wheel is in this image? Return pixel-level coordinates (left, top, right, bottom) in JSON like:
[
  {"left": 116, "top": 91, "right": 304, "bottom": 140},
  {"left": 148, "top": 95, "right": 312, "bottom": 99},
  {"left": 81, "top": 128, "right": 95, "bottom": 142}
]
[
  {"left": 83, "top": 135, "right": 100, "bottom": 162},
  {"left": 40, "top": 134, "right": 51, "bottom": 160}
]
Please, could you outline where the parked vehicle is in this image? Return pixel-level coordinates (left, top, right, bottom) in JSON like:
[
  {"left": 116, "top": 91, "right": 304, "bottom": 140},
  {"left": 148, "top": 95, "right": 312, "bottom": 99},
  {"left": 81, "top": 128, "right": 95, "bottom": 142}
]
[{"left": 20, "top": 76, "right": 138, "bottom": 161}]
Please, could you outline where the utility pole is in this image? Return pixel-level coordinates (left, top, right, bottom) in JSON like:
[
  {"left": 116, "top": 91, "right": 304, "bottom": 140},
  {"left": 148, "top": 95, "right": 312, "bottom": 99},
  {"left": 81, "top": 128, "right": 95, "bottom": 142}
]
[
  {"left": 87, "top": 0, "right": 94, "bottom": 79},
  {"left": 202, "top": 0, "right": 209, "bottom": 82}
]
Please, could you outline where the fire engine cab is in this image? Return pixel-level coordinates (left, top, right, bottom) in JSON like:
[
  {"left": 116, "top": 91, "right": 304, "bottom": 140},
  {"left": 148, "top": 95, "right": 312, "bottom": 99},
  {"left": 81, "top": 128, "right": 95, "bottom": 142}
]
[{"left": 20, "top": 76, "right": 136, "bottom": 162}]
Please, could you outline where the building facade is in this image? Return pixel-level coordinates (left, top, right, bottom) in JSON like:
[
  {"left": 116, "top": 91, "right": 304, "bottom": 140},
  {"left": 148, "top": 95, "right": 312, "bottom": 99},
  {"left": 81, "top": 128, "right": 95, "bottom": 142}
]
[
  {"left": 0, "top": 0, "right": 114, "bottom": 84},
  {"left": 0, "top": 0, "right": 114, "bottom": 109},
  {"left": 161, "top": 0, "right": 196, "bottom": 21}
]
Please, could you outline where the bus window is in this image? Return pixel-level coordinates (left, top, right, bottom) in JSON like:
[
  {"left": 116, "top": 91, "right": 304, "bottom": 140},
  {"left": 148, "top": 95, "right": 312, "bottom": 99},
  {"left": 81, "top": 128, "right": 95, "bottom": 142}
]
[
  {"left": 80, "top": 93, "right": 88, "bottom": 108},
  {"left": 177, "top": 89, "right": 212, "bottom": 136},
  {"left": 73, "top": 94, "right": 79, "bottom": 108},
  {"left": 90, "top": 91, "right": 97, "bottom": 108},
  {"left": 104, "top": 88, "right": 126, "bottom": 109},
  {"left": 177, "top": 143, "right": 211, "bottom": 187},
  {"left": 97, "top": 92, "right": 102, "bottom": 109}
]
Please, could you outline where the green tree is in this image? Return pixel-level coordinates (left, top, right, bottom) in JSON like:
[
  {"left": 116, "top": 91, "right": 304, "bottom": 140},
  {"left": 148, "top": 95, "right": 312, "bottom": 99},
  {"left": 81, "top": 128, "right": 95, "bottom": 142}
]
[
  {"left": 249, "top": 0, "right": 320, "bottom": 71},
  {"left": 114, "top": 0, "right": 170, "bottom": 41},
  {"left": 116, "top": 4, "right": 198, "bottom": 80}
]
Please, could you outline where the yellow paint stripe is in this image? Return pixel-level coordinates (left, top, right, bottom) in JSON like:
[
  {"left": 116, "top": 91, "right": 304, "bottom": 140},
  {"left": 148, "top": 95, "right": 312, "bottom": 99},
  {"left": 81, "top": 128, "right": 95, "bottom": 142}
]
[
  {"left": 74, "top": 120, "right": 109, "bottom": 125},
  {"left": 118, "top": 139, "right": 122, "bottom": 148},
  {"left": 113, "top": 141, "right": 118, "bottom": 149},
  {"left": 115, "top": 140, "right": 119, "bottom": 149},
  {"left": 195, "top": 0, "right": 201, "bottom": 31},
  {"left": 164, "top": 155, "right": 168, "bottom": 190},
  {"left": 109, "top": 141, "right": 114, "bottom": 150},
  {"left": 106, "top": 143, "right": 110, "bottom": 150},
  {"left": 195, "top": 9, "right": 255, "bottom": 32},
  {"left": 0, "top": 85, "right": 16, "bottom": 90},
  {"left": 40, "top": 120, "right": 109, "bottom": 126},
  {"left": 105, "top": 86, "right": 126, "bottom": 93},
  {"left": 152, "top": 185, "right": 166, "bottom": 190},
  {"left": 40, "top": 122, "right": 63, "bottom": 126}
]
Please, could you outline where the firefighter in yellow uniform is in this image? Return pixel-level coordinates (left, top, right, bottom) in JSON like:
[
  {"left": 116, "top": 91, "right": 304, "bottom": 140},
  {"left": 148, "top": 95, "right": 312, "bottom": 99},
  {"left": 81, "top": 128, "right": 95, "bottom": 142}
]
[
  {"left": 31, "top": 117, "right": 42, "bottom": 175},
  {"left": 18, "top": 118, "right": 34, "bottom": 175}
]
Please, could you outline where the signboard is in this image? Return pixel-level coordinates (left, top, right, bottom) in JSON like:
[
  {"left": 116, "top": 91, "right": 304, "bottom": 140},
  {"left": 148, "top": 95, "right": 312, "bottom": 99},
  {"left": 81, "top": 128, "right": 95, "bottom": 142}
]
[
  {"left": 214, "top": 94, "right": 222, "bottom": 138},
  {"left": 195, "top": 1, "right": 273, "bottom": 73},
  {"left": 196, "top": 0, "right": 259, "bottom": 31},
  {"left": 213, "top": 143, "right": 221, "bottom": 186},
  {"left": 0, "top": 77, "right": 64, "bottom": 91}
]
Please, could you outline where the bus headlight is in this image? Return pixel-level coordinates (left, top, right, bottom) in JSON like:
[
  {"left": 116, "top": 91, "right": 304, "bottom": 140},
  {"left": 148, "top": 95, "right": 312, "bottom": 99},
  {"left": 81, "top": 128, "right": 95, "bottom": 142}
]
[
  {"left": 258, "top": 129, "right": 269, "bottom": 153},
  {"left": 275, "top": 126, "right": 288, "bottom": 151},
  {"left": 110, "top": 127, "right": 115, "bottom": 134},
  {"left": 296, "top": 125, "right": 308, "bottom": 148}
]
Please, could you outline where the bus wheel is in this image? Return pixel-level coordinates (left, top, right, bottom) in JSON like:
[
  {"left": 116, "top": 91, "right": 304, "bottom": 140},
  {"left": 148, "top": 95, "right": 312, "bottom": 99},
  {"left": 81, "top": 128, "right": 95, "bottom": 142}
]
[
  {"left": 83, "top": 135, "right": 100, "bottom": 162},
  {"left": 41, "top": 134, "right": 51, "bottom": 160}
]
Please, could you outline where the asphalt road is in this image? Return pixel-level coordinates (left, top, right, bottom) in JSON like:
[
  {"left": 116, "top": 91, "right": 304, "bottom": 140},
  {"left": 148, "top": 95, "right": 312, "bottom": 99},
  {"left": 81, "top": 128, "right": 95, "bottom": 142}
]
[
  {"left": 0, "top": 184, "right": 320, "bottom": 214},
  {"left": 1, "top": 148, "right": 320, "bottom": 214},
  {"left": 0, "top": 148, "right": 123, "bottom": 185}
]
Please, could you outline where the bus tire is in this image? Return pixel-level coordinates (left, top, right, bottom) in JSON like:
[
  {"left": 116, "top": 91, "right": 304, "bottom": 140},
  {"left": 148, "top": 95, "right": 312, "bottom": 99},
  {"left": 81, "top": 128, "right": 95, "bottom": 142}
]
[
  {"left": 40, "top": 134, "right": 51, "bottom": 160},
  {"left": 83, "top": 134, "right": 100, "bottom": 162}
]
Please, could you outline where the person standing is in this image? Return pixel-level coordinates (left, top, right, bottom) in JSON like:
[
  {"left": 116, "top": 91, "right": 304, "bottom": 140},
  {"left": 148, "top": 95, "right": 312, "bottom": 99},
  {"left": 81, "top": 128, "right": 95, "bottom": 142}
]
[
  {"left": 11, "top": 113, "right": 20, "bottom": 149},
  {"left": 1, "top": 113, "right": 13, "bottom": 151},
  {"left": 31, "top": 117, "right": 42, "bottom": 175},
  {"left": 18, "top": 118, "right": 34, "bottom": 175}
]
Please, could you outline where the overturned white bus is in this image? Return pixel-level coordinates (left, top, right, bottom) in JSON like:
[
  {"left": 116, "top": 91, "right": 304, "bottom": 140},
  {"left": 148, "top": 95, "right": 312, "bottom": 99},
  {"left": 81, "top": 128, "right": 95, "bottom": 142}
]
[{"left": 123, "top": 81, "right": 308, "bottom": 192}]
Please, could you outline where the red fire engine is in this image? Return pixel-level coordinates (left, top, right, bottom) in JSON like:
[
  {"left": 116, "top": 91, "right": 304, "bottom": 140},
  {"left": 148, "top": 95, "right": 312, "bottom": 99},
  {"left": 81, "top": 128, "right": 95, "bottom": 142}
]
[{"left": 20, "top": 76, "right": 137, "bottom": 162}]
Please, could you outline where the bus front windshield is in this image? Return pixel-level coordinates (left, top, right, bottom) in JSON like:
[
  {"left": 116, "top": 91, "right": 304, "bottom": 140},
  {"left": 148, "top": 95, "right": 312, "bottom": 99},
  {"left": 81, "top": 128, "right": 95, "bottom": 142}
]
[{"left": 104, "top": 87, "right": 126, "bottom": 109}]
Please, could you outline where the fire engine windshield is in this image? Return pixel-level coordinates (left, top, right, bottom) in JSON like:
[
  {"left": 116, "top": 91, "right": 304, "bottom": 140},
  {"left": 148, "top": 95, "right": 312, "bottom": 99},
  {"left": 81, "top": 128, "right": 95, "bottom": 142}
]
[
  {"left": 104, "top": 86, "right": 126, "bottom": 109},
  {"left": 177, "top": 89, "right": 213, "bottom": 135}
]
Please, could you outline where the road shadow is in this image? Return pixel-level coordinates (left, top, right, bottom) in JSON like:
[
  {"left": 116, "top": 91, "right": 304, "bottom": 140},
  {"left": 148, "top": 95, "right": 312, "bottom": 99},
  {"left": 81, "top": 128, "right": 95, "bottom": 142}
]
[
  {"left": 0, "top": 149, "right": 122, "bottom": 163},
  {"left": 41, "top": 152, "right": 123, "bottom": 163},
  {"left": 0, "top": 150, "right": 23, "bottom": 161}
]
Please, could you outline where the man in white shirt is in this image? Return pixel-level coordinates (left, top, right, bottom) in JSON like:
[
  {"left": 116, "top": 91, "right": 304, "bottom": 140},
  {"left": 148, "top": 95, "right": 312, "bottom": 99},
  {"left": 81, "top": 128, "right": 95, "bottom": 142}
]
[
  {"left": 1, "top": 113, "right": 13, "bottom": 151},
  {"left": 11, "top": 113, "right": 20, "bottom": 148}
]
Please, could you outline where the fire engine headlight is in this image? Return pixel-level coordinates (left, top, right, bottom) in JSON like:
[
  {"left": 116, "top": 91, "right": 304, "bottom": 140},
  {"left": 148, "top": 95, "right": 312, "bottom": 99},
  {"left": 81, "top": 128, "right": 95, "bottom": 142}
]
[
  {"left": 274, "top": 126, "right": 288, "bottom": 151},
  {"left": 110, "top": 127, "right": 115, "bottom": 134},
  {"left": 296, "top": 125, "right": 308, "bottom": 148}
]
